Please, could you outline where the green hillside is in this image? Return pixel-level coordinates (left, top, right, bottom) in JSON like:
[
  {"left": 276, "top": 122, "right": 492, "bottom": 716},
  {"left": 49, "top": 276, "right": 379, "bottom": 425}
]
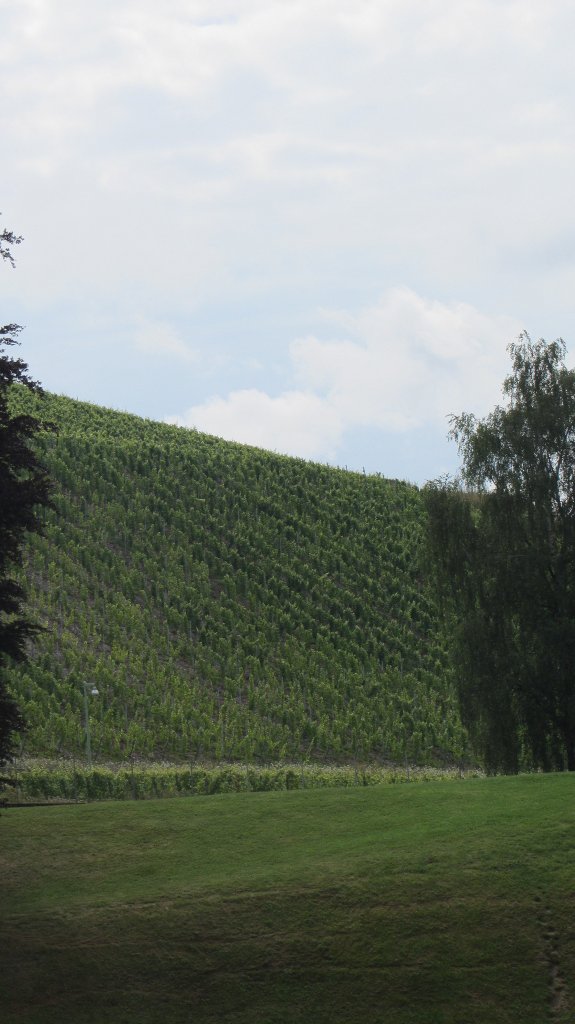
[
  {"left": 6, "top": 389, "right": 466, "bottom": 765},
  {"left": 3, "top": 775, "right": 573, "bottom": 1023}
]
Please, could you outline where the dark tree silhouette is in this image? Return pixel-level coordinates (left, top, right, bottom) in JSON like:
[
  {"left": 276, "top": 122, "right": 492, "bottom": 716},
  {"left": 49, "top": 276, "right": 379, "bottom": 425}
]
[
  {"left": 0, "top": 220, "right": 52, "bottom": 766},
  {"left": 425, "top": 334, "right": 575, "bottom": 772}
]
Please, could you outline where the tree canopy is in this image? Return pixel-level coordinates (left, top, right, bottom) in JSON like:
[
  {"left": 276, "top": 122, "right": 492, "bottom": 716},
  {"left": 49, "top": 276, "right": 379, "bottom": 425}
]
[
  {"left": 424, "top": 333, "right": 575, "bottom": 772},
  {"left": 0, "top": 220, "right": 51, "bottom": 765}
]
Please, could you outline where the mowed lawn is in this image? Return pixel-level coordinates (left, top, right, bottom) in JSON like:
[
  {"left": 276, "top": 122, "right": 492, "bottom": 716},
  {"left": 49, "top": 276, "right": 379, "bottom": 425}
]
[{"left": 2, "top": 774, "right": 574, "bottom": 1024}]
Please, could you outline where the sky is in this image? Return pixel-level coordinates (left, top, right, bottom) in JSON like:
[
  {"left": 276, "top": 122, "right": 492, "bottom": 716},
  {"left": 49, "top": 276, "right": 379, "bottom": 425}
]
[{"left": 2, "top": 0, "right": 575, "bottom": 484}]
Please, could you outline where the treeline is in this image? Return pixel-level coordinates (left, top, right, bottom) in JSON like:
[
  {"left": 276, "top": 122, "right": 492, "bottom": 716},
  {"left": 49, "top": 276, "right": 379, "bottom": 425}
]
[
  {"left": 424, "top": 336, "right": 575, "bottom": 773},
  {"left": 6, "top": 390, "right": 468, "bottom": 766}
]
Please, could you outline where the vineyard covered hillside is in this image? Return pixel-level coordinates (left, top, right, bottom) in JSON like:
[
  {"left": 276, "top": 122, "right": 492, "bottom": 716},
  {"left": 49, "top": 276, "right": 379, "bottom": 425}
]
[{"left": 6, "top": 390, "right": 466, "bottom": 765}]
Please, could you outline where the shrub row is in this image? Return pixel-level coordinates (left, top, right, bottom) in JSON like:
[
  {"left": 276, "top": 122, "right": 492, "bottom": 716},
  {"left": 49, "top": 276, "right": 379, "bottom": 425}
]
[{"left": 6, "top": 760, "right": 482, "bottom": 803}]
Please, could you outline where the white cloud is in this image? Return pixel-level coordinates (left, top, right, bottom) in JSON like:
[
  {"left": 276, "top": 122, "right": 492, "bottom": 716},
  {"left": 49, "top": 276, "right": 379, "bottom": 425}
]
[
  {"left": 4, "top": 0, "right": 575, "bottom": 307},
  {"left": 293, "top": 289, "right": 522, "bottom": 429},
  {"left": 2, "top": 0, "right": 575, "bottom": 483},
  {"left": 171, "top": 388, "right": 343, "bottom": 459},
  {"left": 168, "top": 289, "right": 522, "bottom": 463},
  {"left": 133, "top": 319, "right": 198, "bottom": 362}
]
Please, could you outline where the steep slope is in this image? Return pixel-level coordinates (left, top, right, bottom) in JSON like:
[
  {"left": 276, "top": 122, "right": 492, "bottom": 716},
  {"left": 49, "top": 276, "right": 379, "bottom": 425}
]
[{"left": 6, "top": 390, "right": 466, "bottom": 764}]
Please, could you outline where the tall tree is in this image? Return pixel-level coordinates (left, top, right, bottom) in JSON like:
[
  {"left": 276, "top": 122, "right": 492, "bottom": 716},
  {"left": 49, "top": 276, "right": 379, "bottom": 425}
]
[
  {"left": 424, "top": 334, "right": 575, "bottom": 772},
  {"left": 0, "top": 220, "right": 52, "bottom": 765}
]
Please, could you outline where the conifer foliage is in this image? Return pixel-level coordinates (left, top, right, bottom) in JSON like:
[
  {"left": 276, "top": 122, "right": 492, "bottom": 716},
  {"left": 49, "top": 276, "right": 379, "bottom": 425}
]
[
  {"left": 0, "top": 221, "right": 51, "bottom": 765},
  {"left": 425, "top": 334, "right": 575, "bottom": 772}
]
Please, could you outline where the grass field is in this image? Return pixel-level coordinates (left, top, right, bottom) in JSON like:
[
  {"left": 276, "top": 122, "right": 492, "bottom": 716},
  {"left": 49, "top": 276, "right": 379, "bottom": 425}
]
[{"left": 2, "top": 774, "right": 574, "bottom": 1023}]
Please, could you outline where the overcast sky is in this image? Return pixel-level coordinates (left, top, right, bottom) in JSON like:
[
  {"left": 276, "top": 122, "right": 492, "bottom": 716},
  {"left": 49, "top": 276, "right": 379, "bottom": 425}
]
[{"left": 2, "top": 0, "right": 575, "bottom": 483}]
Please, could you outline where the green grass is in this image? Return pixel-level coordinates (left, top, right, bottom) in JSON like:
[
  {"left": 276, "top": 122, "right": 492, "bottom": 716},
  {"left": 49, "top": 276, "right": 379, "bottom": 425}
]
[{"left": 2, "top": 774, "right": 574, "bottom": 1023}]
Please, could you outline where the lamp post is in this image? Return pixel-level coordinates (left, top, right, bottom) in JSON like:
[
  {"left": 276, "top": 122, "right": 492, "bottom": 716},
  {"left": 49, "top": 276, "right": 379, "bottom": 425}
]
[{"left": 82, "top": 682, "right": 99, "bottom": 768}]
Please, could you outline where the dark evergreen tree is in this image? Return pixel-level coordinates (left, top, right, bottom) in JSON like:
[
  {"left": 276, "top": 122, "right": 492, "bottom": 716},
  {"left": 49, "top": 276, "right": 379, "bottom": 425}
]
[
  {"left": 0, "top": 221, "right": 51, "bottom": 765},
  {"left": 424, "top": 333, "right": 575, "bottom": 772}
]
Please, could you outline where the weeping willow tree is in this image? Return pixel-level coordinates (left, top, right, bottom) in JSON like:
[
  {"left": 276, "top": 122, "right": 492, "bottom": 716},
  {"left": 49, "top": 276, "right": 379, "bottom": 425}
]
[{"left": 424, "top": 334, "right": 575, "bottom": 772}]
